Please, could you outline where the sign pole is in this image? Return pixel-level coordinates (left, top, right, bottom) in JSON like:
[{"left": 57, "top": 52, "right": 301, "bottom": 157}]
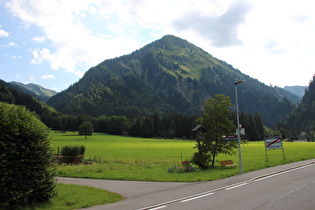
[
  {"left": 264, "top": 140, "right": 268, "bottom": 162},
  {"left": 281, "top": 140, "right": 286, "bottom": 160}
]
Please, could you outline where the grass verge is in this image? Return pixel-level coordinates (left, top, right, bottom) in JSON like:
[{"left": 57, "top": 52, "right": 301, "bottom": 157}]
[{"left": 24, "top": 183, "right": 124, "bottom": 210}]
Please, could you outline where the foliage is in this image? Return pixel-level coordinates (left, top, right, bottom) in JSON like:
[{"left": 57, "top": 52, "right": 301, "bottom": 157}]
[
  {"left": 193, "top": 95, "right": 238, "bottom": 169},
  {"left": 59, "top": 145, "right": 86, "bottom": 164},
  {"left": 191, "top": 150, "right": 211, "bottom": 170},
  {"left": 0, "top": 79, "right": 273, "bottom": 140},
  {"left": 0, "top": 102, "right": 55, "bottom": 209},
  {"left": 237, "top": 112, "right": 265, "bottom": 140},
  {"left": 168, "top": 161, "right": 196, "bottom": 173},
  {"left": 0, "top": 79, "right": 60, "bottom": 129},
  {"left": 281, "top": 75, "right": 315, "bottom": 141},
  {"left": 78, "top": 121, "right": 94, "bottom": 138}
]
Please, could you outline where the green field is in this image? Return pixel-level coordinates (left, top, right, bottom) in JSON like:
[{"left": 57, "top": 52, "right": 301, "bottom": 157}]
[{"left": 51, "top": 132, "right": 315, "bottom": 182}]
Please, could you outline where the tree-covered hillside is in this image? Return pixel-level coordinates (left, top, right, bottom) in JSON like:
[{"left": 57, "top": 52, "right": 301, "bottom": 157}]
[
  {"left": 47, "top": 35, "right": 299, "bottom": 126},
  {"left": 0, "top": 79, "right": 276, "bottom": 140},
  {"left": 282, "top": 75, "right": 315, "bottom": 140}
]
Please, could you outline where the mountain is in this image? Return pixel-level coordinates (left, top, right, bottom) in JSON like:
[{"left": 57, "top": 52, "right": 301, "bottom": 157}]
[
  {"left": 284, "top": 85, "right": 307, "bottom": 99},
  {"left": 9, "top": 82, "right": 57, "bottom": 102},
  {"left": 0, "top": 79, "right": 57, "bottom": 120},
  {"left": 47, "top": 35, "right": 299, "bottom": 126},
  {"left": 282, "top": 75, "right": 315, "bottom": 139}
]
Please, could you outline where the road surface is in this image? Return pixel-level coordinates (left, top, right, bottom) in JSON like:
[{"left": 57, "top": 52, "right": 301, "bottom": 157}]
[{"left": 58, "top": 159, "right": 315, "bottom": 210}]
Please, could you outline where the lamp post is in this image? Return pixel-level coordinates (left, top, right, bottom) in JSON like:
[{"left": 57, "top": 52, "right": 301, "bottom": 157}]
[{"left": 235, "top": 80, "right": 244, "bottom": 174}]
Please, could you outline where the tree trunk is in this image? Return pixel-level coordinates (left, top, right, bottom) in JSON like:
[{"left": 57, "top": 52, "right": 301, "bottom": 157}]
[{"left": 211, "top": 153, "right": 216, "bottom": 167}]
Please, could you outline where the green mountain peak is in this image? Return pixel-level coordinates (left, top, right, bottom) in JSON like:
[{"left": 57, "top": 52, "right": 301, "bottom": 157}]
[{"left": 47, "top": 35, "right": 299, "bottom": 126}]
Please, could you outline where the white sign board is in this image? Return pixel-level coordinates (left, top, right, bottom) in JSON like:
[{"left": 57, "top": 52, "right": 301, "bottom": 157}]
[{"left": 265, "top": 137, "right": 282, "bottom": 150}]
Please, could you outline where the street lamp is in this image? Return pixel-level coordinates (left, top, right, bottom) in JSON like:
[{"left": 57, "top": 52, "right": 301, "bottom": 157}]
[{"left": 235, "top": 80, "right": 244, "bottom": 174}]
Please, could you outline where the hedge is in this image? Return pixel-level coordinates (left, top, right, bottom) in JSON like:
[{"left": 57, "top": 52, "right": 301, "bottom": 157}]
[{"left": 0, "top": 102, "right": 56, "bottom": 208}]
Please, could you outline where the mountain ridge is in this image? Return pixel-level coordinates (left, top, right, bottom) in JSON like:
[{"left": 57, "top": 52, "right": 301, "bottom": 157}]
[
  {"left": 47, "top": 35, "right": 299, "bottom": 126},
  {"left": 9, "top": 82, "right": 57, "bottom": 102},
  {"left": 284, "top": 85, "right": 307, "bottom": 98}
]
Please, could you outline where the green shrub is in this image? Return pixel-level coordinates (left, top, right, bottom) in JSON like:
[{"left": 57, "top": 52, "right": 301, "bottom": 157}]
[
  {"left": 191, "top": 151, "right": 210, "bottom": 170},
  {"left": 168, "top": 161, "right": 196, "bottom": 173},
  {"left": 60, "top": 145, "right": 86, "bottom": 164},
  {"left": 0, "top": 102, "right": 56, "bottom": 209}
]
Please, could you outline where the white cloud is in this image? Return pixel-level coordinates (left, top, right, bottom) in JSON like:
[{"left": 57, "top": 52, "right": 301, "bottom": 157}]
[
  {"left": 33, "top": 36, "right": 46, "bottom": 43},
  {"left": 41, "top": 74, "right": 55, "bottom": 79},
  {"left": 2, "top": 42, "right": 18, "bottom": 48},
  {"left": 12, "top": 55, "right": 23, "bottom": 59},
  {"left": 7, "top": 42, "right": 18, "bottom": 47},
  {"left": 173, "top": 1, "right": 251, "bottom": 47},
  {"left": 30, "top": 48, "right": 50, "bottom": 64},
  {"left": 30, "top": 48, "right": 84, "bottom": 77},
  {"left": 6, "top": 0, "right": 141, "bottom": 77},
  {"left": 0, "top": 29, "right": 9, "bottom": 37},
  {"left": 5, "top": 0, "right": 315, "bottom": 87},
  {"left": 29, "top": 75, "right": 35, "bottom": 80}
]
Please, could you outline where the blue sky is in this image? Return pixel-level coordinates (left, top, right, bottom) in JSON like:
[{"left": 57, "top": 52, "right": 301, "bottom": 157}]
[{"left": 1, "top": 0, "right": 314, "bottom": 92}]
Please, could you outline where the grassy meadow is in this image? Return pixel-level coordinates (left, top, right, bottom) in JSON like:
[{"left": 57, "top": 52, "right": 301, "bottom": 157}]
[{"left": 51, "top": 131, "right": 315, "bottom": 182}]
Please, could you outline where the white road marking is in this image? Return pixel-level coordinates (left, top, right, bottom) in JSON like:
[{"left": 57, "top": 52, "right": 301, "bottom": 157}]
[
  {"left": 140, "top": 163, "right": 315, "bottom": 210},
  {"left": 253, "top": 164, "right": 314, "bottom": 182},
  {"left": 225, "top": 182, "right": 248, "bottom": 190},
  {"left": 149, "top": 205, "right": 167, "bottom": 210},
  {"left": 180, "top": 192, "right": 214, "bottom": 203}
]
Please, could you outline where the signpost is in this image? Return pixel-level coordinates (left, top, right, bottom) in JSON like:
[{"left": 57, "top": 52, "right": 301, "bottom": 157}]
[
  {"left": 265, "top": 137, "right": 286, "bottom": 161},
  {"left": 223, "top": 135, "right": 238, "bottom": 140}
]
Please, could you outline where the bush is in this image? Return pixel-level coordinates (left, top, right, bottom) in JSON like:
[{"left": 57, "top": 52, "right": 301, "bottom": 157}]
[
  {"left": 168, "top": 161, "right": 196, "bottom": 173},
  {"left": 60, "top": 145, "right": 86, "bottom": 164},
  {"left": 191, "top": 151, "right": 210, "bottom": 170},
  {"left": 0, "top": 102, "right": 55, "bottom": 208}
]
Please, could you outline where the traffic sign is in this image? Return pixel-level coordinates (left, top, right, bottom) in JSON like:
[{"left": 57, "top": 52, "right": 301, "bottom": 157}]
[
  {"left": 264, "top": 137, "right": 286, "bottom": 161},
  {"left": 265, "top": 137, "right": 282, "bottom": 150},
  {"left": 223, "top": 135, "right": 238, "bottom": 140}
]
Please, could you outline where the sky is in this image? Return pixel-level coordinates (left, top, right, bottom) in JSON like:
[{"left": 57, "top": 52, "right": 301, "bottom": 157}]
[{"left": 0, "top": 0, "right": 314, "bottom": 92}]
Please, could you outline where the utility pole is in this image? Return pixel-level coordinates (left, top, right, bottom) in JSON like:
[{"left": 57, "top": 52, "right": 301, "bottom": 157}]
[{"left": 235, "top": 80, "right": 244, "bottom": 174}]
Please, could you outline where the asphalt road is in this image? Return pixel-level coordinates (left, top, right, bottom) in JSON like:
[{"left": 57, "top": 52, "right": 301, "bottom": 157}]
[{"left": 58, "top": 159, "right": 315, "bottom": 210}]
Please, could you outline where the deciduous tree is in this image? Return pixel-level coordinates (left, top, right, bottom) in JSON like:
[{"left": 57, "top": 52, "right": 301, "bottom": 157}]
[
  {"left": 192, "top": 94, "right": 238, "bottom": 169},
  {"left": 78, "top": 121, "right": 94, "bottom": 138}
]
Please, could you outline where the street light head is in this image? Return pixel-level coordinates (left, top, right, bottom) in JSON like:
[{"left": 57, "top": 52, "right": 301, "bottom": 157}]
[{"left": 234, "top": 80, "right": 244, "bottom": 85}]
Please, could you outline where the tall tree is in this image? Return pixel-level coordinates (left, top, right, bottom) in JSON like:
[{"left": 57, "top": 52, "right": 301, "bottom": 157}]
[
  {"left": 192, "top": 94, "right": 238, "bottom": 168},
  {"left": 254, "top": 113, "right": 265, "bottom": 139}
]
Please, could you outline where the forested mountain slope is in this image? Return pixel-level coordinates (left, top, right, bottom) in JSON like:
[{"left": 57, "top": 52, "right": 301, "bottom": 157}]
[
  {"left": 282, "top": 75, "right": 315, "bottom": 139},
  {"left": 47, "top": 35, "right": 299, "bottom": 126},
  {"left": 0, "top": 79, "right": 57, "bottom": 122}
]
